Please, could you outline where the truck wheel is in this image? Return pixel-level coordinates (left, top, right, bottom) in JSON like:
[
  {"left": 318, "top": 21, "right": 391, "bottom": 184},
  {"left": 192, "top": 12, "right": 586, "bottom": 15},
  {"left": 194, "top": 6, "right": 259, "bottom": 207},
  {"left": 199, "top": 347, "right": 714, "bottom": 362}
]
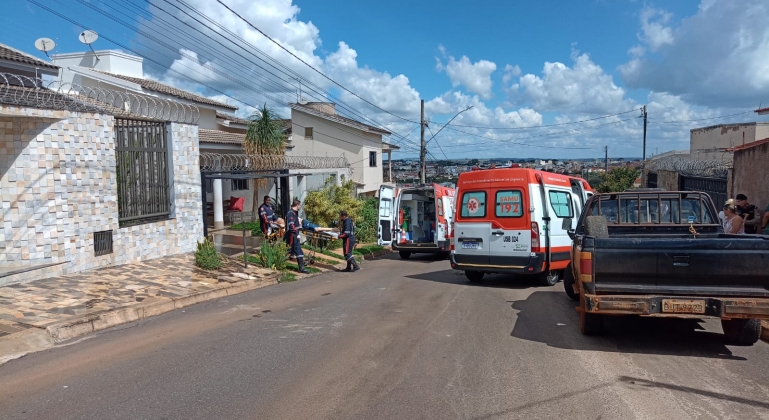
[
  {"left": 465, "top": 271, "right": 484, "bottom": 282},
  {"left": 538, "top": 270, "right": 560, "bottom": 287},
  {"left": 584, "top": 216, "right": 609, "bottom": 238},
  {"left": 563, "top": 264, "right": 579, "bottom": 301},
  {"left": 579, "top": 294, "right": 603, "bottom": 335},
  {"left": 399, "top": 251, "right": 412, "bottom": 260},
  {"left": 721, "top": 319, "right": 761, "bottom": 346}
]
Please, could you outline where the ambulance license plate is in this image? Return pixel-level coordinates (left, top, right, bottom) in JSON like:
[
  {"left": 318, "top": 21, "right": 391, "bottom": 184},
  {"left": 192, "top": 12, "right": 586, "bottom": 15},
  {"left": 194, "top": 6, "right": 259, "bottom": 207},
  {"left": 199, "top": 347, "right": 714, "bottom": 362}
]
[{"left": 462, "top": 242, "right": 479, "bottom": 249}]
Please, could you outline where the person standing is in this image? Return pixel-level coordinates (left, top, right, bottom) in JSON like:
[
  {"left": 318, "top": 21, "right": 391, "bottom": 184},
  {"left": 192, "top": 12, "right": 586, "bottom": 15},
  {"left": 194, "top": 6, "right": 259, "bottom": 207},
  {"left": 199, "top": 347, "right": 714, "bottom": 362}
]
[
  {"left": 284, "top": 200, "right": 309, "bottom": 274},
  {"left": 723, "top": 200, "right": 745, "bottom": 234},
  {"left": 762, "top": 200, "right": 769, "bottom": 235},
  {"left": 735, "top": 194, "right": 760, "bottom": 234},
  {"left": 258, "top": 195, "right": 278, "bottom": 237},
  {"left": 338, "top": 210, "right": 360, "bottom": 272}
]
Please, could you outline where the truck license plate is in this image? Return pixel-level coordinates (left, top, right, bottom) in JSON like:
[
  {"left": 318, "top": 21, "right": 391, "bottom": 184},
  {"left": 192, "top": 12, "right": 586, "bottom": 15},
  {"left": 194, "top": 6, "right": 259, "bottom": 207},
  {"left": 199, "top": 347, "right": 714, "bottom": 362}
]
[
  {"left": 462, "top": 242, "right": 479, "bottom": 249},
  {"left": 662, "top": 299, "right": 705, "bottom": 314}
]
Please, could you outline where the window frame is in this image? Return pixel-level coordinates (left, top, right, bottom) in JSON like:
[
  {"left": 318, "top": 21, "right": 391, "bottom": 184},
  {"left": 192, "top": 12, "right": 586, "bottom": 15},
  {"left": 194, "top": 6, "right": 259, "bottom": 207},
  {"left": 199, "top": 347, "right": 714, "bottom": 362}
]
[
  {"left": 495, "top": 190, "right": 524, "bottom": 218},
  {"left": 369, "top": 151, "right": 377, "bottom": 167},
  {"left": 548, "top": 190, "right": 573, "bottom": 219},
  {"left": 460, "top": 191, "right": 487, "bottom": 218},
  {"left": 305, "top": 127, "right": 313, "bottom": 140},
  {"left": 231, "top": 179, "right": 249, "bottom": 191}
]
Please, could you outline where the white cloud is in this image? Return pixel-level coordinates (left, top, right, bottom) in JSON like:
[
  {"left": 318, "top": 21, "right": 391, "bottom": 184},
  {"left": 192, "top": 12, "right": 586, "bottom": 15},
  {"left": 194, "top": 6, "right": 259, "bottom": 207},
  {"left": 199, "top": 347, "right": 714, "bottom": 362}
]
[
  {"left": 620, "top": 0, "right": 769, "bottom": 107},
  {"left": 436, "top": 55, "right": 497, "bottom": 100},
  {"left": 502, "top": 64, "right": 521, "bottom": 85},
  {"left": 511, "top": 50, "right": 633, "bottom": 114},
  {"left": 324, "top": 41, "right": 422, "bottom": 123},
  {"left": 639, "top": 8, "right": 674, "bottom": 51}
]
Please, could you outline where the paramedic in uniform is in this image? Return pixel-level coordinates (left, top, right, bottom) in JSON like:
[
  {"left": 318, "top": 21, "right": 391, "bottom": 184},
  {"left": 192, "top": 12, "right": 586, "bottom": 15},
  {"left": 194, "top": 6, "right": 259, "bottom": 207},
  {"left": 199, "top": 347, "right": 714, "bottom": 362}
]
[
  {"left": 284, "top": 200, "right": 310, "bottom": 274},
  {"left": 258, "top": 195, "right": 277, "bottom": 237},
  {"left": 339, "top": 211, "right": 360, "bottom": 272}
]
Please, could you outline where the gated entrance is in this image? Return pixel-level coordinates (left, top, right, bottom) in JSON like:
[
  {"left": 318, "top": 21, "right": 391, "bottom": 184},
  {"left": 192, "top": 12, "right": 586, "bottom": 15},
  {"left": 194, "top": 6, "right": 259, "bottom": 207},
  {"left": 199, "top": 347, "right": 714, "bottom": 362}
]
[{"left": 679, "top": 175, "right": 727, "bottom": 207}]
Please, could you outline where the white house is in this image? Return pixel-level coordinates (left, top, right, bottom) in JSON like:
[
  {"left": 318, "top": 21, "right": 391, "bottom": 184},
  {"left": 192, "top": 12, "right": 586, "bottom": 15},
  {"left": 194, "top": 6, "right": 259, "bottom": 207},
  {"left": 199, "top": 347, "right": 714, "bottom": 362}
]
[{"left": 289, "top": 102, "right": 391, "bottom": 198}]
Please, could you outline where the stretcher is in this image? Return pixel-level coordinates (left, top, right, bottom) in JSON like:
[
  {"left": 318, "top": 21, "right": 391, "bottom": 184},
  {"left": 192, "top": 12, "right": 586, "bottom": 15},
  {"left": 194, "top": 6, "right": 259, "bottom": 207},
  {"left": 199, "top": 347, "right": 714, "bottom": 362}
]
[{"left": 301, "top": 228, "right": 339, "bottom": 265}]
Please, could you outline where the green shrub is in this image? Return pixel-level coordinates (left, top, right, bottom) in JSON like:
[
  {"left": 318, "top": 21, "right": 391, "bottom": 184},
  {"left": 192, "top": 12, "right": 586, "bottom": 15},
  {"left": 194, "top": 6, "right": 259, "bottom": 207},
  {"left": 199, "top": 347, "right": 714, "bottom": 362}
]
[
  {"left": 303, "top": 177, "right": 363, "bottom": 227},
  {"left": 258, "top": 241, "right": 288, "bottom": 271},
  {"left": 354, "top": 198, "right": 379, "bottom": 243},
  {"left": 195, "top": 238, "right": 221, "bottom": 270}
]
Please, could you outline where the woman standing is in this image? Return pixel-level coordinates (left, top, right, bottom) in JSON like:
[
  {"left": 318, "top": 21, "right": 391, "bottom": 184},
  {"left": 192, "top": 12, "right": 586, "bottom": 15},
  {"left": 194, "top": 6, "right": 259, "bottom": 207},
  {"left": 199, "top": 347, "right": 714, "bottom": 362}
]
[{"left": 723, "top": 200, "right": 745, "bottom": 234}]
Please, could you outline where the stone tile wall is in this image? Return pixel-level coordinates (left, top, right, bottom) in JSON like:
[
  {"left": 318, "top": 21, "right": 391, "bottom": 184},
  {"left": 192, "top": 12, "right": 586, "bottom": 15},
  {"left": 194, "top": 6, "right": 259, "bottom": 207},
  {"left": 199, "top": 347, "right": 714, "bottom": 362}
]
[{"left": 0, "top": 106, "right": 203, "bottom": 285}]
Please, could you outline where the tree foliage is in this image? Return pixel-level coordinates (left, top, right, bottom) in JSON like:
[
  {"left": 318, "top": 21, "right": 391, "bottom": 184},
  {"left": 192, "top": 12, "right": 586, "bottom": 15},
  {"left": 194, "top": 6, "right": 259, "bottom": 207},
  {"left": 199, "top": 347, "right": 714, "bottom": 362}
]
[
  {"left": 596, "top": 167, "right": 639, "bottom": 193},
  {"left": 303, "top": 177, "right": 364, "bottom": 228},
  {"left": 244, "top": 104, "right": 286, "bottom": 211},
  {"left": 354, "top": 198, "right": 379, "bottom": 243}
]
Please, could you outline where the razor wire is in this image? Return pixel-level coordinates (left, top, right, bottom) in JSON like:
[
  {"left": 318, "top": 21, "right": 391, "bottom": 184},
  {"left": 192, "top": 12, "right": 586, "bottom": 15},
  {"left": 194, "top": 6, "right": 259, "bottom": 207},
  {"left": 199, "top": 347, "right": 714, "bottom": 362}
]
[
  {"left": 200, "top": 152, "right": 349, "bottom": 172},
  {"left": 0, "top": 72, "right": 199, "bottom": 124},
  {"left": 647, "top": 156, "right": 731, "bottom": 178}
]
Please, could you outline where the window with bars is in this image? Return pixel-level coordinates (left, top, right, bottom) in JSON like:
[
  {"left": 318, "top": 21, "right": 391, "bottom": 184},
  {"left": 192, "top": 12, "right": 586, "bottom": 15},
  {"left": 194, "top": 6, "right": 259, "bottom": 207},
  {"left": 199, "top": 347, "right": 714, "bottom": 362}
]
[
  {"left": 115, "top": 119, "right": 172, "bottom": 226},
  {"left": 231, "top": 179, "right": 249, "bottom": 191},
  {"left": 94, "top": 230, "right": 113, "bottom": 256},
  {"left": 305, "top": 127, "right": 313, "bottom": 139}
]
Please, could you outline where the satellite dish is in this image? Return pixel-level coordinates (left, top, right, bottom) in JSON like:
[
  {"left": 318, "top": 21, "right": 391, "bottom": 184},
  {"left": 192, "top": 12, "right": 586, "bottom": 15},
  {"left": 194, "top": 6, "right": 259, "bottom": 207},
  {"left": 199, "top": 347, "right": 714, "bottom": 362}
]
[
  {"left": 34, "top": 38, "right": 55, "bottom": 58},
  {"left": 78, "top": 30, "right": 100, "bottom": 62},
  {"left": 78, "top": 30, "right": 99, "bottom": 45}
]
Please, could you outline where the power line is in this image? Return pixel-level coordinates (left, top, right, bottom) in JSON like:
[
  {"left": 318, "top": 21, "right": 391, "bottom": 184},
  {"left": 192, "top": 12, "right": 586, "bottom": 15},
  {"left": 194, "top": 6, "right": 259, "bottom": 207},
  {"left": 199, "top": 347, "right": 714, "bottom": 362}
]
[
  {"left": 426, "top": 126, "right": 449, "bottom": 160},
  {"left": 41, "top": 0, "right": 423, "bottom": 154},
  {"left": 431, "top": 108, "right": 640, "bottom": 130},
  {"left": 647, "top": 110, "right": 755, "bottom": 125},
  {"left": 214, "top": 0, "right": 419, "bottom": 125}
]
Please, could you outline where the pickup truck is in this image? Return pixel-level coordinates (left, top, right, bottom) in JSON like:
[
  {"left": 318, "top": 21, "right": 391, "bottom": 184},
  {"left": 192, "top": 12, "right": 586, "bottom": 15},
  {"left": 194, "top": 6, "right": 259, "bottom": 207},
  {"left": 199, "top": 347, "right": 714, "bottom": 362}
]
[{"left": 564, "top": 190, "right": 769, "bottom": 345}]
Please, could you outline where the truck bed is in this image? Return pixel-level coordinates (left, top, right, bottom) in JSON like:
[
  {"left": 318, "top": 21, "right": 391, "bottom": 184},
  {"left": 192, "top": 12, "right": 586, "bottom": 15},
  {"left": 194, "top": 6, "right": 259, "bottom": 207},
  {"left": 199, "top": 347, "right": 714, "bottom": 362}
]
[{"left": 589, "top": 234, "right": 769, "bottom": 297}]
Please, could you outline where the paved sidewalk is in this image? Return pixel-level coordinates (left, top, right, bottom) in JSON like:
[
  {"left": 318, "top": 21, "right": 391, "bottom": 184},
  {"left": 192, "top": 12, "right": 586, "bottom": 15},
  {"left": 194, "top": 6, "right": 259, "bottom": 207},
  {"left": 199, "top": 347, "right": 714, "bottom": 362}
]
[{"left": 0, "top": 254, "right": 277, "bottom": 330}]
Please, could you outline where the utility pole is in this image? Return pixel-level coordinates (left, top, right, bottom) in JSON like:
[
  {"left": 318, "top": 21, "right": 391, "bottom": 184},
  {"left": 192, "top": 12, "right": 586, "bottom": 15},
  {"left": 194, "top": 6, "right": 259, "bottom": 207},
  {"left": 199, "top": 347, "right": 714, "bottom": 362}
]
[
  {"left": 420, "top": 99, "right": 426, "bottom": 184},
  {"left": 604, "top": 146, "right": 608, "bottom": 173},
  {"left": 641, "top": 105, "right": 648, "bottom": 166}
]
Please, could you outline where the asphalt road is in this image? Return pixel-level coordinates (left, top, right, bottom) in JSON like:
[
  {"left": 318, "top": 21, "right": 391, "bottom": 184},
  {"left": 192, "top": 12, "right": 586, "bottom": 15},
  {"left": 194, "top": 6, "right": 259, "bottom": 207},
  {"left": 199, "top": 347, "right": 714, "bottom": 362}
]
[{"left": 1, "top": 254, "right": 768, "bottom": 420}]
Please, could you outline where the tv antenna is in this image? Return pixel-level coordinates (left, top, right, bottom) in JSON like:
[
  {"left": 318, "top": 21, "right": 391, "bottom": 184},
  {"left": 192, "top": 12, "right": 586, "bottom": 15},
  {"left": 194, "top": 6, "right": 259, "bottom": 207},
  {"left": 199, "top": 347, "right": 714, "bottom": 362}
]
[
  {"left": 79, "top": 30, "right": 100, "bottom": 62},
  {"left": 34, "top": 38, "right": 56, "bottom": 59}
]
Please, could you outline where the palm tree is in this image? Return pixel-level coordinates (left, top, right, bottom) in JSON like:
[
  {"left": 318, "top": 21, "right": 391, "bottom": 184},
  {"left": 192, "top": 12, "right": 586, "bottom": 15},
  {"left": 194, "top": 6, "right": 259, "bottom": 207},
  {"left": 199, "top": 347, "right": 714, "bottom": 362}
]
[{"left": 244, "top": 104, "right": 286, "bottom": 212}]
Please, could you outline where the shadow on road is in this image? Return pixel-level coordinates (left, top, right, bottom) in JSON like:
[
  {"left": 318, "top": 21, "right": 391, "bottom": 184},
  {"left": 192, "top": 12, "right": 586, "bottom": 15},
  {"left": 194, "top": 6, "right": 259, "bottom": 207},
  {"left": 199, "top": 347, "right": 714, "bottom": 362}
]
[
  {"left": 510, "top": 290, "right": 747, "bottom": 360},
  {"left": 378, "top": 252, "right": 449, "bottom": 264},
  {"left": 618, "top": 376, "right": 769, "bottom": 410},
  {"left": 405, "top": 269, "right": 539, "bottom": 290}
]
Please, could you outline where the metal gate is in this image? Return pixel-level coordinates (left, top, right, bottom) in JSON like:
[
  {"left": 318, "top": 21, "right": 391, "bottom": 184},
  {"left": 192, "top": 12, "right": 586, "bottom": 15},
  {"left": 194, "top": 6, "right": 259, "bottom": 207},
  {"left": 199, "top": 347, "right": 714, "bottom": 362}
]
[
  {"left": 115, "top": 118, "right": 171, "bottom": 226},
  {"left": 679, "top": 175, "right": 727, "bottom": 207}
]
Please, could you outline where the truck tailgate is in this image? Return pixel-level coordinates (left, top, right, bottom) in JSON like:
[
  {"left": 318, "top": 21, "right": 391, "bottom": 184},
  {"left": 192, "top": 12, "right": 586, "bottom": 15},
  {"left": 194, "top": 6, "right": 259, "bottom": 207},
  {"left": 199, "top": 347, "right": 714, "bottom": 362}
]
[{"left": 592, "top": 235, "right": 769, "bottom": 297}]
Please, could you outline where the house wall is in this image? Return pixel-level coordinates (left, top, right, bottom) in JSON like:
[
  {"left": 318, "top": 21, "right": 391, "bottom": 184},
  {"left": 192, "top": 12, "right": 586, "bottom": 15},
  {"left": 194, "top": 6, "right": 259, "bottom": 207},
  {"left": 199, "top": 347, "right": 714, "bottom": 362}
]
[
  {"left": 0, "top": 106, "right": 203, "bottom": 285},
  {"left": 689, "top": 124, "right": 768, "bottom": 161},
  {"left": 732, "top": 141, "right": 769, "bottom": 212},
  {"left": 289, "top": 110, "right": 383, "bottom": 194}
]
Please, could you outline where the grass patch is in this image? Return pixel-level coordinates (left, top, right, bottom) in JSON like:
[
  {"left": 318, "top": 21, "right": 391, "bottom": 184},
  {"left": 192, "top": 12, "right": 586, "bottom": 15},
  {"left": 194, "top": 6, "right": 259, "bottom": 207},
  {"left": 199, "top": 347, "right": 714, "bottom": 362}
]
[
  {"left": 355, "top": 245, "right": 385, "bottom": 255},
  {"left": 286, "top": 263, "right": 322, "bottom": 274},
  {"left": 302, "top": 244, "right": 364, "bottom": 261},
  {"left": 309, "top": 256, "right": 340, "bottom": 265},
  {"left": 280, "top": 272, "right": 297, "bottom": 282}
]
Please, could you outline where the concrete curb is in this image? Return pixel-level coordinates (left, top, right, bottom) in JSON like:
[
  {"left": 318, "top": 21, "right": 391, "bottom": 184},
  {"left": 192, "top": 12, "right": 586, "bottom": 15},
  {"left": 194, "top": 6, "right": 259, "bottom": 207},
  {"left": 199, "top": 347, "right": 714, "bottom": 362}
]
[
  {"left": 359, "top": 248, "right": 392, "bottom": 260},
  {"left": 45, "top": 276, "right": 278, "bottom": 342}
]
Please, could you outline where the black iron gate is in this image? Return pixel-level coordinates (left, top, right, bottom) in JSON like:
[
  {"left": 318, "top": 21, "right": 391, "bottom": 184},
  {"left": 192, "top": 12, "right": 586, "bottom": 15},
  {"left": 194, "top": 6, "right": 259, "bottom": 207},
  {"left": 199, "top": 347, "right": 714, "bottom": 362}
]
[
  {"left": 115, "top": 118, "right": 171, "bottom": 226},
  {"left": 679, "top": 175, "right": 727, "bottom": 207}
]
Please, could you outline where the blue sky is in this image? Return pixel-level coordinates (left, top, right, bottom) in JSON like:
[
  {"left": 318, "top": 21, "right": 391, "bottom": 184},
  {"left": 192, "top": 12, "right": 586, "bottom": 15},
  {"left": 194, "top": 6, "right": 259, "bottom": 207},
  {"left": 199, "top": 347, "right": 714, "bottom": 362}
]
[{"left": 2, "top": 0, "right": 768, "bottom": 159}]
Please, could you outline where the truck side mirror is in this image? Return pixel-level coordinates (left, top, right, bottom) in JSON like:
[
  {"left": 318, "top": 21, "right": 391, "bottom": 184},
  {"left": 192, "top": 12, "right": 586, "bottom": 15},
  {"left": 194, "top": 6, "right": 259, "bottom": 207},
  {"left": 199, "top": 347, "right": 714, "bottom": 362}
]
[{"left": 562, "top": 218, "right": 573, "bottom": 230}]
